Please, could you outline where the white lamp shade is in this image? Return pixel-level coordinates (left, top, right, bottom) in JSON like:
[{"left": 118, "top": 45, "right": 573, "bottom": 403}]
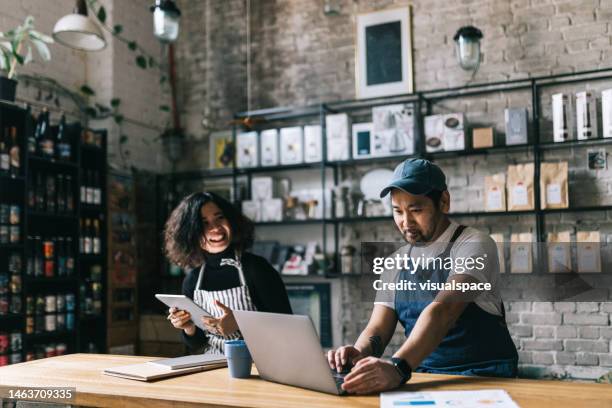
[{"left": 53, "top": 13, "right": 106, "bottom": 51}]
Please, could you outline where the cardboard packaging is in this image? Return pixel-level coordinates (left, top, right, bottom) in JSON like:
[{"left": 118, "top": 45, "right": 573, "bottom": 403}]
[
  {"left": 441, "top": 113, "right": 465, "bottom": 151},
  {"left": 251, "top": 177, "right": 276, "bottom": 201},
  {"left": 490, "top": 233, "right": 505, "bottom": 274},
  {"left": 552, "top": 93, "right": 574, "bottom": 142},
  {"left": 260, "top": 129, "right": 279, "bottom": 166},
  {"left": 576, "top": 91, "right": 598, "bottom": 140},
  {"left": 473, "top": 127, "right": 494, "bottom": 149},
  {"left": 372, "top": 104, "right": 415, "bottom": 156},
  {"left": 547, "top": 231, "right": 572, "bottom": 273},
  {"left": 510, "top": 232, "right": 533, "bottom": 274},
  {"left": 326, "top": 113, "right": 351, "bottom": 161},
  {"left": 303, "top": 125, "right": 322, "bottom": 163},
  {"left": 236, "top": 131, "right": 259, "bottom": 168},
  {"left": 352, "top": 122, "right": 374, "bottom": 159},
  {"left": 241, "top": 200, "right": 261, "bottom": 222},
  {"left": 279, "top": 126, "right": 304, "bottom": 165},
  {"left": 540, "top": 162, "right": 569, "bottom": 209},
  {"left": 424, "top": 115, "right": 444, "bottom": 153},
  {"left": 507, "top": 163, "right": 534, "bottom": 211},
  {"left": 261, "top": 198, "right": 284, "bottom": 222},
  {"left": 577, "top": 231, "right": 601, "bottom": 273},
  {"left": 484, "top": 173, "right": 506, "bottom": 212},
  {"left": 602, "top": 89, "right": 612, "bottom": 138},
  {"left": 504, "top": 108, "right": 529, "bottom": 146}
]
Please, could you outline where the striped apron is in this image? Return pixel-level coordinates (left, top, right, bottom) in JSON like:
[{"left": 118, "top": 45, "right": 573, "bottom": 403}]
[{"left": 192, "top": 252, "right": 257, "bottom": 354}]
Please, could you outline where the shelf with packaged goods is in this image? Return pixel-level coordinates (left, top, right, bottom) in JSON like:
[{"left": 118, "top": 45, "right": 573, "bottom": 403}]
[
  {"left": 538, "top": 137, "right": 612, "bottom": 150},
  {"left": 28, "top": 155, "right": 78, "bottom": 169},
  {"left": 27, "top": 211, "right": 78, "bottom": 220},
  {"left": 235, "top": 162, "right": 332, "bottom": 175},
  {"left": 24, "top": 330, "right": 76, "bottom": 343},
  {"left": 0, "top": 174, "right": 25, "bottom": 182}
]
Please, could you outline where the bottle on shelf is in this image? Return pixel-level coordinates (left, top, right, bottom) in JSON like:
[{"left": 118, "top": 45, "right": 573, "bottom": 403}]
[
  {"left": 27, "top": 105, "right": 36, "bottom": 155},
  {"left": 85, "top": 170, "right": 94, "bottom": 205},
  {"left": 35, "top": 172, "right": 45, "bottom": 212},
  {"left": 93, "top": 171, "right": 101, "bottom": 205},
  {"left": 46, "top": 174, "right": 56, "bottom": 213},
  {"left": 28, "top": 173, "right": 36, "bottom": 209},
  {"left": 83, "top": 218, "right": 92, "bottom": 254},
  {"left": 79, "top": 219, "right": 84, "bottom": 254},
  {"left": 38, "top": 108, "right": 54, "bottom": 158},
  {"left": 57, "top": 174, "right": 66, "bottom": 213},
  {"left": 34, "top": 236, "right": 43, "bottom": 278},
  {"left": 92, "top": 219, "right": 101, "bottom": 255},
  {"left": 57, "top": 237, "right": 66, "bottom": 277},
  {"left": 65, "top": 175, "right": 74, "bottom": 213},
  {"left": 0, "top": 128, "right": 10, "bottom": 174},
  {"left": 9, "top": 127, "right": 20, "bottom": 178},
  {"left": 65, "top": 237, "right": 74, "bottom": 276},
  {"left": 55, "top": 114, "right": 71, "bottom": 161},
  {"left": 80, "top": 171, "right": 87, "bottom": 205},
  {"left": 43, "top": 237, "right": 55, "bottom": 278}
]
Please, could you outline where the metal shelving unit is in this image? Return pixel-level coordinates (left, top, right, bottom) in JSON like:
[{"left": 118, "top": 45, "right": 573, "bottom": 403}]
[
  {"left": 0, "top": 101, "right": 108, "bottom": 366},
  {"left": 157, "top": 67, "right": 612, "bottom": 278}
]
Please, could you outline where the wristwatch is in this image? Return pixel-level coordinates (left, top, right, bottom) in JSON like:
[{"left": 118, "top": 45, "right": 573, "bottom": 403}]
[{"left": 390, "top": 357, "right": 412, "bottom": 384}]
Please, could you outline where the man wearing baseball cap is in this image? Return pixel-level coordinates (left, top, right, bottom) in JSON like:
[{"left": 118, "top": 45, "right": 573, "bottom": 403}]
[{"left": 328, "top": 158, "right": 518, "bottom": 394}]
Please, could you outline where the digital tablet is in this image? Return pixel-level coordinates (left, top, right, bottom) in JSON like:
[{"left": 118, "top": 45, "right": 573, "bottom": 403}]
[{"left": 155, "top": 294, "right": 213, "bottom": 331}]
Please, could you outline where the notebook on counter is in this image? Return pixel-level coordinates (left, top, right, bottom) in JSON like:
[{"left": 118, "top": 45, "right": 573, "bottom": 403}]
[{"left": 103, "top": 354, "right": 227, "bottom": 381}]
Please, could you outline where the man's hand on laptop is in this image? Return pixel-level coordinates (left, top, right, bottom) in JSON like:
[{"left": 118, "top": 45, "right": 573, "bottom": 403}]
[
  {"left": 327, "top": 345, "right": 365, "bottom": 373},
  {"left": 340, "top": 357, "right": 402, "bottom": 394}
]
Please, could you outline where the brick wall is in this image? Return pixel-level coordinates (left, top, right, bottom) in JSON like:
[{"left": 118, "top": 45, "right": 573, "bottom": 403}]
[{"left": 174, "top": 0, "right": 612, "bottom": 380}]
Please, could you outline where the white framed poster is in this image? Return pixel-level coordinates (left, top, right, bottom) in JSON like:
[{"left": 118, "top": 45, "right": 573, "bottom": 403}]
[{"left": 356, "top": 6, "right": 414, "bottom": 99}]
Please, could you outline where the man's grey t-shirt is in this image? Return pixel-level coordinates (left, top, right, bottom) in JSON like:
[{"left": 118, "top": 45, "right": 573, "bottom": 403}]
[{"left": 374, "top": 220, "right": 503, "bottom": 316}]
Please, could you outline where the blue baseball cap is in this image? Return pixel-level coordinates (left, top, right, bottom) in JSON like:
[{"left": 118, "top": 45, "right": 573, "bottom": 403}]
[{"left": 379, "top": 158, "right": 447, "bottom": 198}]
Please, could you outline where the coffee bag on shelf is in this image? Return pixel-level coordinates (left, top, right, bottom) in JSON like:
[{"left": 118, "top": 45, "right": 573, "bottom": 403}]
[
  {"left": 547, "top": 231, "right": 572, "bottom": 273},
  {"left": 540, "top": 161, "right": 569, "bottom": 209},
  {"left": 484, "top": 173, "right": 506, "bottom": 212},
  {"left": 507, "top": 163, "right": 534, "bottom": 211},
  {"left": 577, "top": 231, "right": 602, "bottom": 273}
]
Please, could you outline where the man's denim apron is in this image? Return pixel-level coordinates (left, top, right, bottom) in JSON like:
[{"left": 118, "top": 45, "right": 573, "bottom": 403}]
[{"left": 394, "top": 225, "right": 518, "bottom": 377}]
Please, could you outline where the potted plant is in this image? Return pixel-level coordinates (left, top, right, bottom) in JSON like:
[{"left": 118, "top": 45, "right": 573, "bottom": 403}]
[{"left": 0, "top": 16, "right": 53, "bottom": 102}]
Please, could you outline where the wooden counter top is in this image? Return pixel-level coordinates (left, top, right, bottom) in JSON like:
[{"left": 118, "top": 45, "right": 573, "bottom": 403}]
[{"left": 0, "top": 354, "right": 610, "bottom": 407}]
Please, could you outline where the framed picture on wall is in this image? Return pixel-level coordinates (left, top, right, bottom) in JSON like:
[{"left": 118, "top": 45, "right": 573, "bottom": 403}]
[
  {"left": 209, "top": 130, "right": 235, "bottom": 170},
  {"left": 355, "top": 6, "right": 414, "bottom": 99}
]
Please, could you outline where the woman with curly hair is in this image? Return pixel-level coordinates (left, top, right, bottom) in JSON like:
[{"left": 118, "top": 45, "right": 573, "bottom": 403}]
[{"left": 164, "top": 191, "right": 292, "bottom": 354}]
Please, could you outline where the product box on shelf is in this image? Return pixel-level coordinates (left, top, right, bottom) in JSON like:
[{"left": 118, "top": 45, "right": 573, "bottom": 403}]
[
  {"left": 441, "top": 113, "right": 465, "bottom": 151},
  {"left": 260, "top": 129, "right": 279, "bottom": 167},
  {"left": 472, "top": 127, "right": 494, "bottom": 149},
  {"left": 552, "top": 93, "right": 574, "bottom": 142},
  {"left": 279, "top": 126, "right": 304, "bottom": 165},
  {"left": 260, "top": 198, "right": 284, "bottom": 222},
  {"left": 424, "top": 115, "right": 443, "bottom": 153},
  {"left": 236, "top": 131, "right": 259, "bottom": 168},
  {"left": 241, "top": 200, "right": 261, "bottom": 222},
  {"left": 576, "top": 91, "right": 598, "bottom": 140},
  {"left": 351, "top": 123, "right": 374, "bottom": 159},
  {"left": 326, "top": 114, "right": 351, "bottom": 161},
  {"left": 303, "top": 125, "right": 322, "bottom": 163},
  {"left": 504, "top": 108, "right": 529, "bottom": 146},
  {"left": 251, "top": 177, "right": 276, "bottom": 201},
  {"left": 372, "top": 104, "right": 415, "bottom": 157},
  {"left": 602, "top": 89, "right": 612, "bottom": 138}
]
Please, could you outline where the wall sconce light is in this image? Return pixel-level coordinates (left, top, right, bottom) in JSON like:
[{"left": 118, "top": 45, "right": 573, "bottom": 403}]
[
  {"left": 323, "top": 0, "right": 341, "bottom": 16},
  {"left": 150, "top": 0, "right": 181, "bottom": 43},
  {"left": 453, "top": 26, "right": 483, "bottom": 73}
]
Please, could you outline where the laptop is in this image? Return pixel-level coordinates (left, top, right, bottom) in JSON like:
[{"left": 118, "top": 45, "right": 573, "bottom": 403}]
[{"left": 233, "top": 310, "right": 347, "bottom": 395}]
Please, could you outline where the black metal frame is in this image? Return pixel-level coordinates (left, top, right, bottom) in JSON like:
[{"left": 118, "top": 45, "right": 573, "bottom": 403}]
[{"left": 156, "top": 67, "right": 612, "bottom": 277}]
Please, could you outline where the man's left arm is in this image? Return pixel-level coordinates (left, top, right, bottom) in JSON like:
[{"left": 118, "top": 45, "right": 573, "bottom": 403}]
[{"left": 341, "top": 274, "right": 482, "bottom": 394}]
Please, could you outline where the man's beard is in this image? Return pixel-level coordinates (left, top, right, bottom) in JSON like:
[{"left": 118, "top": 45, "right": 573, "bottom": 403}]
[{"left": 402, "top": 228, "right": 432, "bottom": 244}]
